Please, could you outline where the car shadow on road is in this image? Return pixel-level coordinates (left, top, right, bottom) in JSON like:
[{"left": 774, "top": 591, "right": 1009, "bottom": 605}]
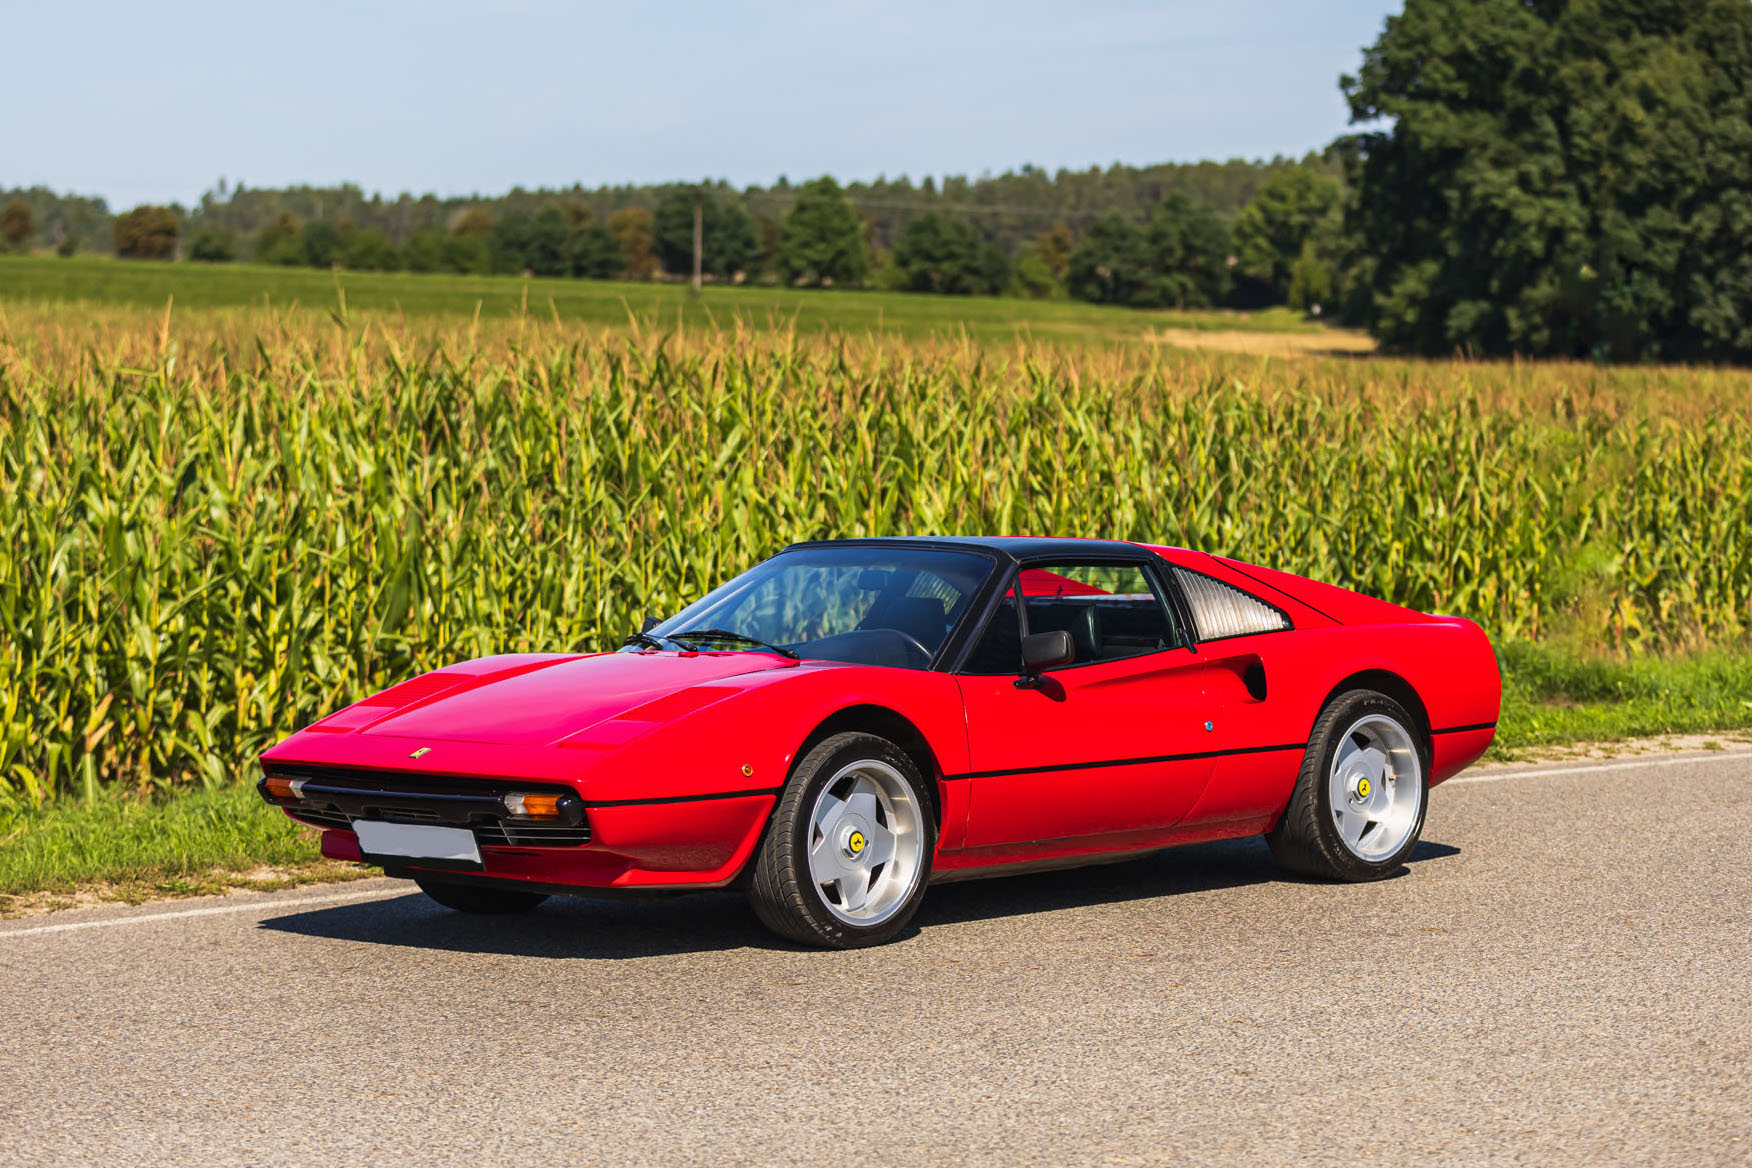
[
  {"left": 259, "top": 887, "right": 765, "bottom": 959},
  {"left": 916, "top": 836, "right": 1459, "bottom": 931},
  {"left": 257, "top": 837, "right": 1461, "bottom": 959}
]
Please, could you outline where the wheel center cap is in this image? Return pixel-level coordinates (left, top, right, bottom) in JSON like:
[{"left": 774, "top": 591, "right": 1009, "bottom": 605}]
[
  {"left": 837, "top": 817, "right": 873, "bottom": 862},
  {"left": 1355, "top": 776, "right": 1372, "bottom": 801}
]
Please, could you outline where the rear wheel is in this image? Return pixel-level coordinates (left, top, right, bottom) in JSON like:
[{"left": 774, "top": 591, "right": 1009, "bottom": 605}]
[
  {"left": 414, "top": 877, "right": 549, "bottom": 914},
  {"left": 1268, "top": 689, "right": 1428, "bottom": 881},
  {"left": 748, "top": 731, "right": 935, "bottom": 948}
]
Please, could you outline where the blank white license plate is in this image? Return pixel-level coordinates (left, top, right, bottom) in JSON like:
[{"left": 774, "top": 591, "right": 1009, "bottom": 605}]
[{"left": 353, "top": 820, "right": 482, "bottom": 867}]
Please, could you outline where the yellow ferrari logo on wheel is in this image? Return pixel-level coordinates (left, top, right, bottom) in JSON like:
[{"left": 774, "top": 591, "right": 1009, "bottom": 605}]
[
  {"left": 1357, "top": 777, "right": 1372, "bottom": 799},
  {"left": 848, "top": 831, "right": 866, "bottom": 855}
]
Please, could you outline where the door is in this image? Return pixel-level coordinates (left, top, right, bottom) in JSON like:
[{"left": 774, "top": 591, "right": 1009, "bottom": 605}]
[{"left": 954, "top": 561, "right": 1217, "bottom": 849}]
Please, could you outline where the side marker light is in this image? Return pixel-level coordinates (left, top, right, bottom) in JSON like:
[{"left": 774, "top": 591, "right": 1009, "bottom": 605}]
[
  {"left": 263, "top": 776, "right": 306, "bottom": 800},
  {"left": 503, "top": 793, "right": 563, "bottom": 820}
]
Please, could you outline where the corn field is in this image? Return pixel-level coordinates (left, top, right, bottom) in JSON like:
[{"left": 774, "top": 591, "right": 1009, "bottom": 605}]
[{"left": 3, "top": 304, "right": 1750, "bottom": 804}]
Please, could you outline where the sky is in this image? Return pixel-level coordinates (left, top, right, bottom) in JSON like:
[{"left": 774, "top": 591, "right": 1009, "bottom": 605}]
[{"left": 4, "top": 0, "right": 1399, "bottom": 210}]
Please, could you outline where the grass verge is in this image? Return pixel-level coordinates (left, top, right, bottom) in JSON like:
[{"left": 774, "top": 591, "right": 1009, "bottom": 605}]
[
  {"left": 3, "top": 643, "right": 1750, "bottom": 915},
  {"left": 1495, "top": 642, "right": 1752, "bottom": 755},
  {"left": 0, "top": 784, "right": 363, "bottom": 916}
]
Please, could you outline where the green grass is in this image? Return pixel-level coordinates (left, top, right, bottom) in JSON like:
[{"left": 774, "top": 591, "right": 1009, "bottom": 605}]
[
  {"left": 1496, "top": 642, "right": 1752, "bottom": 753},
  {"left": 0, "top": 254, "right": 1323, "bottom": 344},
  {"left": 0, "top": 784, "right": 335, "bottom": 907}
]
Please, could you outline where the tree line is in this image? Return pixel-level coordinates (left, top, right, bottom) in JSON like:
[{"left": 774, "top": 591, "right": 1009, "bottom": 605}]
[
  {"left": 6, "top": 0, "right": 1751, "bottom": 360},
  {"left": 1, "top": 154, "right": 1341, "bottom": 309}
]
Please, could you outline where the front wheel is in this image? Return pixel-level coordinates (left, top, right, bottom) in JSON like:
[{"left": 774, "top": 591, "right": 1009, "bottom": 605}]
[
  {"left": 748, "top": 731, "right": 936, "bottom": 948},
  {"left": 1267, "top": 689, "right": 1428, "bottom": 881},
  {"left": 415, "top": 876, "right": 549, "bottom": 914}
]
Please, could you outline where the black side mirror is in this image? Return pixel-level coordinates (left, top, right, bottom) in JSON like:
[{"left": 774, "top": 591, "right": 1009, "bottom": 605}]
[
  {"left": 641, "top": 616, "right": 661, "bottom": 633},
  {"left": 1019, "top": 630, "right": 1075, "bottom": 682}
]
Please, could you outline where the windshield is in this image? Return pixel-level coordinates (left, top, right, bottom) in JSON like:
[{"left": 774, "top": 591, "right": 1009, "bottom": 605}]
[{"left": 639, "top": 546, "right": 994, "bottom": 669}]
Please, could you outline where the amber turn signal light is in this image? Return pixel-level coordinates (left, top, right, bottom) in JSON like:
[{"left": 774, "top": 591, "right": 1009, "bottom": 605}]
[
  {"left": 502, "top": 793, "right": 563, "bottom": 820},
  {"left": 263, "top": 776, "right": 305, "bottom": 800}
]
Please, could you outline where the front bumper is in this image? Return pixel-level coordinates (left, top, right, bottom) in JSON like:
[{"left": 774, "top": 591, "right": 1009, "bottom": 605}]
[{"left": 261, "top": 764, "right": 777, "bottom": 890}]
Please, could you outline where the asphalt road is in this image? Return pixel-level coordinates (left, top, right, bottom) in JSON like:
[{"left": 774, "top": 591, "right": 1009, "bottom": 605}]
[{"left": 2, "top": 750, "right": 1749, "bottom": 1168}]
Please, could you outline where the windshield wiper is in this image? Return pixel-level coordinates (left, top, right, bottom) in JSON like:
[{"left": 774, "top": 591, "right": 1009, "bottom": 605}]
[
  {"left": 622, "top": 630, "right": 701, "bottom": 652},
  {"left": 672, "top": 628, "right": 800, "bottom": 658}
]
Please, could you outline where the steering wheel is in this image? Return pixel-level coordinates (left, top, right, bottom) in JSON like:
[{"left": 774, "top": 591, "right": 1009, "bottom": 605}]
[{"left": 885, "top": 628, "right": 933, "bottom": 665}]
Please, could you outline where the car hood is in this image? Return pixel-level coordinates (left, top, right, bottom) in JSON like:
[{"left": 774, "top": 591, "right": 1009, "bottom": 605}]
[{"left": 347, "top": 651, "right": 798, "bottom": 747}]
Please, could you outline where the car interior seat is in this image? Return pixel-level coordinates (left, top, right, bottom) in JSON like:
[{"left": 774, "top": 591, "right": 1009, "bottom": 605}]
[
  {"left": 1067, "top": 603, "right": 1103, "bottom": 662},
  {"left": 882, "top": 595, "right": 949, "bottom": 648},
  {"left": 1025, "top": 600, "right": 1104, "bottom": 663}
]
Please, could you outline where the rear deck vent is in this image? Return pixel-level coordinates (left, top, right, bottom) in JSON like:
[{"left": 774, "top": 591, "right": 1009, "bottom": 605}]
[{"left": 1172, "top": 567, "right": 1291, "bottom": 641}]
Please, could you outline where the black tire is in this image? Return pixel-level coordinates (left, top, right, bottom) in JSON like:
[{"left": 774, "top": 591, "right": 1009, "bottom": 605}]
[
  {"left": 748, "top": 731, "right": 936, "bottom": 949},
  {"left": 1267, "top": 689, "right": 1429, "bottom": 881},
  {"left": 415, "top": 877, "right": 549, "bottom": 914}
]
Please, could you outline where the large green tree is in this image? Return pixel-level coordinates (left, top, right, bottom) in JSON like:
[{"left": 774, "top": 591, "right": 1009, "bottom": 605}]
[
  {"left": 113, "top": 205, "right": 179, "bottom": 259},
  {"left": 1, "top": 200, "right": 32, "bottom": 250},
  {"left": 300, "top": 220, "right": 344, "bottom": 267},
  {"left": 778, "top": 177, "right": 870, "bottom": 287},
  {"left": 1065, "top": 214, "right": 1153, "bottom": 306},
  {"left": 1233, "top": 166, "right": 1342, "bottom": 302},
  {"left": 1341, "top": 0, "right": 1752, "bottom": 361},
  {"left": 1066, "top": 195, "right": 1231, "bottom": 308},
  {"left": 1147, "top": 193, "right": 1232, "bottom": 308},
  {"left": 567, "top": 221, "right": 624, "bottom": 279},
  {"left": 653, "top": 188, "right": 758, "bottom": 279},
  {"left": 254, "top": 214, "right": 304, "bottom": 265},
  {"left": 493, "top": 206, "right": 570, "bottom": 276},
  {"left": 186, "top": 225, "right": 237, "bottom": 262},
  {"left": 608, "top": 207, "right": 657, "bottom": 279},
  {"left": 344, "top": 228, "right": 400, "bottom": 271},
  {"left": 892, "top": 212, "right": 1010, "bottom": 295}
]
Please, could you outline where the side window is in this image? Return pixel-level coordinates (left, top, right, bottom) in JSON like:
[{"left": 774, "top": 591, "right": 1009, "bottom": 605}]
[
  {"left": 1020, "top": 563, "right": 1181, "bottom": 667},
  {"left": 961, "top": 586, "right": 1023, "bottom": 675},
  {"left": 1170, "top": 566, "right": 1291, "bottom": 641}
]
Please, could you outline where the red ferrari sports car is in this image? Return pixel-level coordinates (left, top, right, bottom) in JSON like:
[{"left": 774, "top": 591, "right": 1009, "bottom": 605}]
[{"left": 259, "top": 537, "right": 1499, "bottom": 947}]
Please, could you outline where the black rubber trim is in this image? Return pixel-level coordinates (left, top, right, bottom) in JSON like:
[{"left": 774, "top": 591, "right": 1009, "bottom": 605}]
[
  {"left": 942, "top": 741, "right": 1307, "bottom": 781},
  {"left": 583, "top": 786, "right": 783, "bottom": 808},
  {"left": 1430, "top": 722, "right": 1498, "bottom": 735}
]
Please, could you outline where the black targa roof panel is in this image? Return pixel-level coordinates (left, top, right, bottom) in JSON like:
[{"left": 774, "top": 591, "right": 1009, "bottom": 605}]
[{"left": 783, "top": 536, "right": 1151, "bottom": 563}]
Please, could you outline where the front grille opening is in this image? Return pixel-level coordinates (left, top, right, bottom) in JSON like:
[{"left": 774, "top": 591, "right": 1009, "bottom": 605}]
[{"left": 272, "top": 766, "right": 591, "bottom": 849}]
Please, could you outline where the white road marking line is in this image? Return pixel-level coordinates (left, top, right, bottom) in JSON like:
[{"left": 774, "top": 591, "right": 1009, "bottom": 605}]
[
  {"left": 1452, "top": 749, "right": 1752, "bottom": 785},
  {"left": 0, "top": 885, "right": 403, "bottom": 941}
]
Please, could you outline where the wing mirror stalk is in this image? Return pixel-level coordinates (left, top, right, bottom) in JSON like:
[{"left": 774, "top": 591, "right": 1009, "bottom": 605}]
[{"left": 1015, "top": 630, "right": 1075, "bottom": 689}]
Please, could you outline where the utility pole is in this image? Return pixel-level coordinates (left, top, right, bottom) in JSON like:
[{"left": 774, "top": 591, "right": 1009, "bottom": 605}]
[{"left": 691, "top": 191, "right": 703, "bottom": 301}]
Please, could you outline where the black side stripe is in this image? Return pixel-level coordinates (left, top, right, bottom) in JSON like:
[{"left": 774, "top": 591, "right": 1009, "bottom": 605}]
[
  {"left": 583, "top": 726, "right": 1495, "bottom": 802},
  {"left": 1430, "top": 722, "right": 1497, "bottom": 735},
  {"left": 584, "top": 786, "right": 783, "bottom": 808},
  {"left": 942, "top": 741, "right": 1307, "bottom": 782}
]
